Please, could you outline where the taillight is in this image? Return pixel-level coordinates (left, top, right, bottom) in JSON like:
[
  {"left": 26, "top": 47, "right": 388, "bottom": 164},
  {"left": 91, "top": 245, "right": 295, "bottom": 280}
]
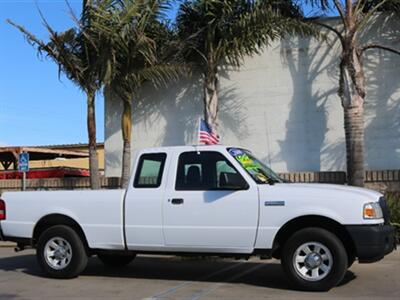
[{"left": 0, "top": 199, "right": 5, "bottom": 220}]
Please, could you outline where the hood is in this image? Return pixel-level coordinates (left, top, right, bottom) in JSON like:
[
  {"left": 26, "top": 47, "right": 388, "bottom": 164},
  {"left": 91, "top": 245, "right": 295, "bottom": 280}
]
[
  {"left": 259, "top": 182, "right": 382, "bottom": 204},
  {"left": 282, "top": 183, "right": 382, "bottom": 199}
]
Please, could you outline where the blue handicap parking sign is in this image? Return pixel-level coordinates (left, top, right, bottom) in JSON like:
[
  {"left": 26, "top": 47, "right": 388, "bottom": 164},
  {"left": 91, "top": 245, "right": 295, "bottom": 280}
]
[{"left": 18, "top": 152, "right": 29, "bottom": 172}]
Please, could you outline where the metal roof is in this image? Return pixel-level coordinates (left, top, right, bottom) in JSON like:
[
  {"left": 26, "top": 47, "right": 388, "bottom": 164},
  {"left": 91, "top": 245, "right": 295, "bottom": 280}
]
[
  {"left": 32, "top": 143, "right": 104, "bottom": 149},
  {"left": 0, "top": 146, "right": 89, "bottom": 162}
]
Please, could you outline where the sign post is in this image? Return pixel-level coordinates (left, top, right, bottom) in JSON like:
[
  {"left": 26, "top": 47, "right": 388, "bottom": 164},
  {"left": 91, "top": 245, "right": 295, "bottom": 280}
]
[{"left": 18, "top": 152, "right": 29, "bottom": 191}]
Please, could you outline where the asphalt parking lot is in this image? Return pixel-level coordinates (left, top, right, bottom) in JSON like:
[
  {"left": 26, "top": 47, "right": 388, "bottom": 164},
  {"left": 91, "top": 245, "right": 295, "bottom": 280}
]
[{"left": 0, "top": 247, "right": 399, "bottom": 300}]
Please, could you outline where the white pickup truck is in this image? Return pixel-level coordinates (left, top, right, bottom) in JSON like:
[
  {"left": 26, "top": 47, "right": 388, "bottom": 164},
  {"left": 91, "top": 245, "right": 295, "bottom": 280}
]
[{"left": 0, "top": 145, "right": 395, "bottom": 291}]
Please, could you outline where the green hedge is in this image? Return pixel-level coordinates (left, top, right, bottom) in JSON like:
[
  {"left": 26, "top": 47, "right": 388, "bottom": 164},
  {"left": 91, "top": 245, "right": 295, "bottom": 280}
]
[{"left": 385, "top": 192, "right": 400, "bottom": 243}]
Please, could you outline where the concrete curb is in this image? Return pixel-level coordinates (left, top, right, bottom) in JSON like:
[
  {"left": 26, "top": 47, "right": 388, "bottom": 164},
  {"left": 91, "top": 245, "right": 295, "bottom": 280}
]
[{"left": 0, "top": 242, "right": 17, "bottom": 248}]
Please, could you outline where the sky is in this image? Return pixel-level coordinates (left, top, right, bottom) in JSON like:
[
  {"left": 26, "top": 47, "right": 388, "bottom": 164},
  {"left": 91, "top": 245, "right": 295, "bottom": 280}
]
[
  {"left": 0, "top": 0, "right": 100, "bottom": 146},
  {"left": 0, "top": 0, "right": 333, "bottom": 147}
]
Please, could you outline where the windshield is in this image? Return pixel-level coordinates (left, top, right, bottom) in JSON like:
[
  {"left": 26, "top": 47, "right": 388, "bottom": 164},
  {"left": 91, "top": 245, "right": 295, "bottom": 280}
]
[{"left": 228, "top": 148, "right": 283, "bottom": 184}]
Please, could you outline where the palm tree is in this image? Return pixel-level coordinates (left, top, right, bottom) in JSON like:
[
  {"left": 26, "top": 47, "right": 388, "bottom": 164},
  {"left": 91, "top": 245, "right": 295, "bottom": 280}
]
[
  {"left": 7, "top": 1, "right": 109, "bottom": 189},
  {"left": 94, "top": 0, "right": 182, "bottom": 187},
  {"left": 308, "top": 0, "right": 400, "bottom": 186},
  {"left": 175, "top": 0, "right": 317, "bottom": 134}
]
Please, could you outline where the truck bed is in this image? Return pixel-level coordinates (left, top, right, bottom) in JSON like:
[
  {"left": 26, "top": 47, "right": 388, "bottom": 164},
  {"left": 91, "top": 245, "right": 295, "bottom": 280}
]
[{"left": 1, "top": 189, "right": 126, "bottom": 250}]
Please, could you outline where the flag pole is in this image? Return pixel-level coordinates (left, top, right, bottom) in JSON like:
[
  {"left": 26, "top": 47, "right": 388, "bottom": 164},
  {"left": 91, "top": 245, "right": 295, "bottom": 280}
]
[{"left": 197, "top": 117, "right": 201, "bottom": 145}]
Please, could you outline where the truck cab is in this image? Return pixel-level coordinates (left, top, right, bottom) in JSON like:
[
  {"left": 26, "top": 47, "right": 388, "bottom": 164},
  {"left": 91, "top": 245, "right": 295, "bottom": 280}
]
[{"left": 125, "top": 147, "right": 259, "bottom": 253}]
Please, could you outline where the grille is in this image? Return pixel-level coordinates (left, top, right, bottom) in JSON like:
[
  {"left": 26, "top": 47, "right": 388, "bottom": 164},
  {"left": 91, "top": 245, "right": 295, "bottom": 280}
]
[{"left": 379, "top": 197, "right": 391, "bottom": 225}]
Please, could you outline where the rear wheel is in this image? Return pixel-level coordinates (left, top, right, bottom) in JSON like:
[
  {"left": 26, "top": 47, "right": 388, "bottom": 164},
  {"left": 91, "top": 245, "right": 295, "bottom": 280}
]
[
  {"left": 281, "top": 227, "right": 348, "bottom": 291},
  {"left": 37, "top": 225, "right": 88, "bottom": 278},
  {"left": 98, "top": 253, "right": 136, "bottom": 267}
]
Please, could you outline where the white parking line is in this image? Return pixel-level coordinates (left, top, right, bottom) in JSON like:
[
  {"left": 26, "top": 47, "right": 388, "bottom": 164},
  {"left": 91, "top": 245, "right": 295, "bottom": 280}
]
[
  {"left": 185, "top": 263, "right": 265, "bottom": 300},
  {"left": 144, "top": 262, "right": 245, "bottom": 300}
]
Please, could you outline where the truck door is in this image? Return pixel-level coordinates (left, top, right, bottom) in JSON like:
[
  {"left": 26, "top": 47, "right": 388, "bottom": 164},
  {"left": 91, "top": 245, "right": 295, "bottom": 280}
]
[
  {"left": 163, "top": 150, "right": 259, "bottom": 252},
  {"left": 124, "top": 152, "right": 168, "bottom": 250}
]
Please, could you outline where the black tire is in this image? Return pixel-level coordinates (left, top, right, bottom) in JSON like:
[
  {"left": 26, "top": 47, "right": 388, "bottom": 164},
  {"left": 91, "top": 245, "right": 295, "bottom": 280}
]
[
  {"left": 98, "top": 253, "right": 136, "bottom": 267},
  {"left": 37, "top": 225, "right": 88, "bottom": 279},
  {"left": 281, "top": 227, "right": 348, "bottom": 291}
]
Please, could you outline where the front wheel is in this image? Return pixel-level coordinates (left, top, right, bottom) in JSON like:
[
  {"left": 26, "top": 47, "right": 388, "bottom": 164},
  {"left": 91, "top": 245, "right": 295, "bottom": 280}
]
[
  {"left": 281, "top": 227, "right": 348, "bottom": 291},
  {"left": 37, "top": 225, "right": 88, "bottom": 279}
]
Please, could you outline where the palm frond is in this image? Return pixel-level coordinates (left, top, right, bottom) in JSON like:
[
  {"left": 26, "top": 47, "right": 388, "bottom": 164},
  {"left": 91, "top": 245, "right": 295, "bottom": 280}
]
[
  {"left": 175, "top": 0, "right": 319, "bottom": 70},
  {"left": 91, "top": 0, "right": 181, "bottom": 102}
]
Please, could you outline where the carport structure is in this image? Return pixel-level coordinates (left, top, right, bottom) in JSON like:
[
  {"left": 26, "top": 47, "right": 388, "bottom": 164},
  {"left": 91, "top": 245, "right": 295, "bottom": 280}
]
[{"left": 0, "top": 146, "right": 89, "bottom": 170}]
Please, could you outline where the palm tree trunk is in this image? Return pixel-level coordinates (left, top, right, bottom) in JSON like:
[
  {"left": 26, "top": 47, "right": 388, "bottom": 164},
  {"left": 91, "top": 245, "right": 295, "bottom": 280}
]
[
  {"left": 344, "top": 105, "right": 365, "bottom": 187},
  {"left": 339, "top": 47, "right": 366, "bottom": 187},
  {"left": 87, "top": 91, "right": 101, "bottom": 189},
  {"left": 121, "top": 99, "right": 132, "bottom": 188},
  {"left": 203, "top": 70, "right": 219, "bottom": 132}
]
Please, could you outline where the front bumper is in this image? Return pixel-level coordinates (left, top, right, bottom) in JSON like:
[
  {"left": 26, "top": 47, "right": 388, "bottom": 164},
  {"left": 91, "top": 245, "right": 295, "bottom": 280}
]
[{"left": 346, "top": 224, "right": 396, "bottom": 263}]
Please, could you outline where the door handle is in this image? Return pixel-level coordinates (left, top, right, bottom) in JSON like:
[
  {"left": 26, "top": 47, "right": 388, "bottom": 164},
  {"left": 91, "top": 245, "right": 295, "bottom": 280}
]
[{"left": 171, "top": 198, "right": 184, "bottom": 205}]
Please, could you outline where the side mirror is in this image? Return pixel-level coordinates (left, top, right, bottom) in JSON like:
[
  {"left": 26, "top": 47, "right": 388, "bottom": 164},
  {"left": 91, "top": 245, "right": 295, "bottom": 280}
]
[{"left": 219, "top": 172, "right": 248, "bottom": 190}]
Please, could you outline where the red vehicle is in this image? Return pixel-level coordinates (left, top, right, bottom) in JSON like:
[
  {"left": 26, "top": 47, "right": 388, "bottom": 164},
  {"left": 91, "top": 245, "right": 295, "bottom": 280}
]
[{"left": 0, "top": 168, "right": 90, "bottom": 179}]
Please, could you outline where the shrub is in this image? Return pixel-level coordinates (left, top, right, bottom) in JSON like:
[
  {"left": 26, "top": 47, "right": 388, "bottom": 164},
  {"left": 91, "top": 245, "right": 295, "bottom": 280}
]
[{"left": 385, "top": 192, "right": 400, "bottom": 243}]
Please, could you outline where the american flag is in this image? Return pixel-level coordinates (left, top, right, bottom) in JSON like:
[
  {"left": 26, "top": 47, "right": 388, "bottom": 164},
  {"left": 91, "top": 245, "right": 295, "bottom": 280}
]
[{"left": 198, "top": 118, "right": 220, "bottom": 145}]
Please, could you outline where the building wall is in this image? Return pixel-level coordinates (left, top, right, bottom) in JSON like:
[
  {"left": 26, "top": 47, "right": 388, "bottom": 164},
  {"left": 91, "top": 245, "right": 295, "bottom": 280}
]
[{"left": 105, "top": 17, "right": 400, "bottom": 177}]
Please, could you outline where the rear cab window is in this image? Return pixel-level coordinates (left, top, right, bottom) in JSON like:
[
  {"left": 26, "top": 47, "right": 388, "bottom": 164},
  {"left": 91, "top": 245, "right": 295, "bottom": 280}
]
[{"left": 134, "top": 153, "right": 167, "bottom": 188}]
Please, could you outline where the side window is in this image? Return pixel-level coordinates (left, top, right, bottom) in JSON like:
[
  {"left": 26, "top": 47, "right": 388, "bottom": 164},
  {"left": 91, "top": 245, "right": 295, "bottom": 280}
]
[
  {"left": 216, "top": 160, "right": 237, "bottom": 187},
  {"left": 175, "top": 151, "right": 247, "bottom": 190},
  {"left": 134, "top": 153, "right": 166, "bottom": 188}
]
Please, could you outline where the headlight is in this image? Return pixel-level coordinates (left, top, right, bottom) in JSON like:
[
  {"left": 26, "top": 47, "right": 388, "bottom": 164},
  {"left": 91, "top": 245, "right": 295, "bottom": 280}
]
[{"left": 363, "top": 202, "right": 383, "bottom": 219}]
